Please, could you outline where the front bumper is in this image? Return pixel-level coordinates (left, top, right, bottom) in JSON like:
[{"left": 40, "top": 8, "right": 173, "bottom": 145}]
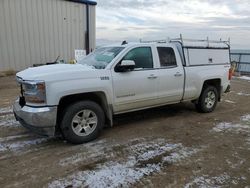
[{"left": 13, "top": 100, "right": 57, "bottom": 136}]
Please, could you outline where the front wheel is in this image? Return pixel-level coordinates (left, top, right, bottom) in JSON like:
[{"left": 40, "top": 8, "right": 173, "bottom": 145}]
[
  {"left": 60, "top": 101, "right": 105, "bottom": 144},
  {"left": 195, "top": 86, "right": 218, "bottom": 113}
]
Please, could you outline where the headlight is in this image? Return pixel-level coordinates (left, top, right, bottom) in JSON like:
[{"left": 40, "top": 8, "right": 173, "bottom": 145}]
[{"left": 23, "top": 81, "right": 46, "bottom": 104}]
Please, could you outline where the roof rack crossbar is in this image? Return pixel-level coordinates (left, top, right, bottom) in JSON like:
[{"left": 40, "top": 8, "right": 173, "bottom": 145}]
[
  {"left": 171, "top": 38, "right": 229, "bottom": 43},
  {"left": 139, "top": 39, "right": 169, "bottom": 43},
  {"left": 170, "top": 34, "right": 230, "bottom": 46},
  {"left": 139, "top": 34, "right": 230, "bottom": 47}
]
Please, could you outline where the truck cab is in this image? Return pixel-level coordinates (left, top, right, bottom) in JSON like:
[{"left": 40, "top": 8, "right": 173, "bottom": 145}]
[{"left": 109, "top": 42, "right": 185, "bottom": 113}]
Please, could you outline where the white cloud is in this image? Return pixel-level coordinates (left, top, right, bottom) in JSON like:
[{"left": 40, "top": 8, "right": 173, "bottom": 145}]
[{"left": 96, "top": 0, "right": 250, "bottom": 49}]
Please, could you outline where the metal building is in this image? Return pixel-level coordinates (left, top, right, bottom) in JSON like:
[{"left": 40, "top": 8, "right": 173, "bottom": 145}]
[
  {"left": 231, "top": 50, "right": 250, "bottom": 74},
  {"left": 0, "top": 0, "right": 96, "bottom": 73}
]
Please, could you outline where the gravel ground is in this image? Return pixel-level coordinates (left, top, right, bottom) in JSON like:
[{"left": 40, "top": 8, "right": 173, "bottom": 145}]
[{"left": 0, "top": 76, "right": 250, "bottom": 188}]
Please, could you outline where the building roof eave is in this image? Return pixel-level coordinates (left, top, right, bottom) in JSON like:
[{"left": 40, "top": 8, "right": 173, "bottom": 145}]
[{"left": 66, "top": 0, "right": 97, "bottom": 6}]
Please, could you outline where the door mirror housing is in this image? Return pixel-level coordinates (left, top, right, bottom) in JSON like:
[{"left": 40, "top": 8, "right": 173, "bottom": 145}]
[{"left": 115, "top": 60, "right": 135, "bottom": 72}]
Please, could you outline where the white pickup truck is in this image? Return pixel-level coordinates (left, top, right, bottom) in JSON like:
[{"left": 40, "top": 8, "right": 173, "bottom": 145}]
[{"left": 14, "top": 38, "right": 231, "bottom": 144}]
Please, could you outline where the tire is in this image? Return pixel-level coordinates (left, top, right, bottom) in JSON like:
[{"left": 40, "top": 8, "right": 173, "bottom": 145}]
[
  {"left": 60, "top": 101, "right": 104, "bottom": 144},
  {"left": 195, "top": 85, "right": 218, "bottom": 113}
]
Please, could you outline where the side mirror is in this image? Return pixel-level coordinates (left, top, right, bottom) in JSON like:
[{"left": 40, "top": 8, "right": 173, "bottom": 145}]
[{"left": 115, "top": 60, "right": 135, "bottom": 72}]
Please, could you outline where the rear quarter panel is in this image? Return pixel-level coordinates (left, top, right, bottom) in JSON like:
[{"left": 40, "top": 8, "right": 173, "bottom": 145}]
[{"left": 184, "top": 64, "right": 230, "bottom": 100}]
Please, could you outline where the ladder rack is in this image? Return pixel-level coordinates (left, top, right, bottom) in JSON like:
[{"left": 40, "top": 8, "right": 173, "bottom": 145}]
[
  {"left": 139, "top": 34, "right": 230, "bottom": 48},
  {"left": 139, "top": 38, "right": 169, "bottom": 43}
]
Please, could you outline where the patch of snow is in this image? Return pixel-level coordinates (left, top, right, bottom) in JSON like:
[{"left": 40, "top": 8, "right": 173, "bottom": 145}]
[
  {"left": 212, "top": 120, "right": 250, "bottom": 149},
  {"left": 129, "top": 139, "right": 181, "bottom": 161},
  {"left": 49, "top": 160, "right": 160, "bottom": 188},
  {"left": 60, "top": 152, "right": 102, "bottom": 166},
  {"left": 50, "top": 138, "right": 201, "bottom": 188},
  {"left": 212, "top": 122, "right": 249, "bottom": 133},
  {"left": 226, "top": 158, "right": 246, "bottom": 169},
  {"left": 163, "top": 147, "right": 201, "bottom": 164},
  {"left": 0, "top": 106, "right": 12, "bottom": 114},
  {"left": 241, "top": 114, "right": 250, "bottom": 122},
  {"left": 0, "top": 134, "right": 29, "bottom": 142},
  {"left": 0, "top": 137, "right": 48, "bottom": 152},
  {"left": 184, "top": 173, "right": 231, "bottom": 188},
  {"left": 241, "top": 176, "right": 247, "bottom": 180},
  {"left": 238, "top": 76, "right": 250, "bottom": 81},
  {"left": 237, "top": 92, "right": 250, "bottom": 96},
  {"left": 224, "top": 100, "right": 236, "bottom": 104},
  {"left": 59, "top": 140, "right": 109, "bottom": 166},
  {"left": 0, "top": 114, "right": 20, "bottom": 127}
]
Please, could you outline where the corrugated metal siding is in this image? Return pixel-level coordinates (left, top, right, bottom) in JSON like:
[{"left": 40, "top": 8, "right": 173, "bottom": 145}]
[
  {"left": 0, "top": 0, "right": 96, "bottom": 72},
  {"left": 230, "top": 50, "right": 250, "bottom": 73},
  {"left": 238, "top": 63, "right": 250, "bottom": 73}
]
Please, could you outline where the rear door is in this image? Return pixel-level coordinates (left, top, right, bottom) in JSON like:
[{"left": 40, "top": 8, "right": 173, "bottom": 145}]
[{"left": 155, "top": 46, "right": 184, "bottom": 103}]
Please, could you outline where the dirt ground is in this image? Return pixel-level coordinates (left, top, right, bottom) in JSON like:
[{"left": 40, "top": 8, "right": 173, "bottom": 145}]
[{"left": 0, "top": 76, "right": 250, "bottom": 188}]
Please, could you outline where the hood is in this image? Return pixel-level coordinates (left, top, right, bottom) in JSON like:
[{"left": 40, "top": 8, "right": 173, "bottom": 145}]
[{"left": 17, "top": 64, "right": 97, "bottom": 81}]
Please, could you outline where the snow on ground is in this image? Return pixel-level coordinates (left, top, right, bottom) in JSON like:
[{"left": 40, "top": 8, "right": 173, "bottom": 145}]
[
  {"left": 163, "top": 146, "right": 201, "bottom": 164},
  {"left": 212, "top": 115, "right": 250, "bottom": 148},
  {"left": 0, "top": 106, "right": 12, "bottom": 114},
  {"left": 237, "top": 76, "right": 250, "bottom": 81},
  {"left": 237, "top": 92, "right": 250, "bottom": 96},
  {"left": 0, "top": 106, "right": 19, "bottom": 128},
  {"left": 224, "top": 100, "right": 236, "bottom": 104},
  {"left": 0, "top": 134, "right": 29, "bottom": 142},
  {"left": 226, "top": 158, "right": 245, "bottom": 169},
  {"left": 49, "top": 138, "right": 201, "bottom": 188},
  {"left": 212, "top": 115, "right": 250, "bottom": 133},
  {"left": 50, "top": 160, "right": 161, "bottom": 188},
  {"left": 184, "top": 173, "right": 246, "bottom": 188},
  {"left": 0, "top": 136, "right": 48, "bottom": 153},
  {"left": 0, "top": 106, "right": 51, "bottom": 157},
  {"left": 0, "top": 114, "right": 20, "bottom": 127},
  {"left": 212, "top": 122, "right": 249, "bottom": 133},
  {"left": 226, "top": 151, "right": 246, "bottom": 169},
  {"left": 59, "top": 140, "right": 109, "bottom": 166},
  {"left": 241, "top": 114, "right": 250, "bottom": 122}
]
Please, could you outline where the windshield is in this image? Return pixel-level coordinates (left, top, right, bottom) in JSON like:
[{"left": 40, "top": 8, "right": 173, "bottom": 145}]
[{"left": 78, "top": 47, "right": 125, "bottom": 69}]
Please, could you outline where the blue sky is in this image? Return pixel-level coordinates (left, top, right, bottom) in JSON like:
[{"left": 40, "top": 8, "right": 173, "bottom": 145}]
[{"left": 95, "top": 0, "right": 250, "bottom": 49}]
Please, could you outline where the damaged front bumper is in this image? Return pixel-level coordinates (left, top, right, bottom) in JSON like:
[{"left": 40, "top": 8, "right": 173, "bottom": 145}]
[{"left": 13, "top": 100, "right": 57, "bottom": 136}]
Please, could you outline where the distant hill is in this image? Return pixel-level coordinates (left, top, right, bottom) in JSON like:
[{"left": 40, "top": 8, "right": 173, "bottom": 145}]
[{"left": 231, "top": 49, "right": 250, "bottom": 54}]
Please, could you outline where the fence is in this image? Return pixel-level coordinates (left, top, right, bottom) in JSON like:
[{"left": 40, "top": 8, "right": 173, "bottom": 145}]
[{"left": 230, "top": 52, "right": 250, "bottom": 75}]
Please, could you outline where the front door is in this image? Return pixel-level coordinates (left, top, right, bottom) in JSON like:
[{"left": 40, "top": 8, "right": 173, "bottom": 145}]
[{"left": 112, "top": 47, "right": 158, "bottom": 113}]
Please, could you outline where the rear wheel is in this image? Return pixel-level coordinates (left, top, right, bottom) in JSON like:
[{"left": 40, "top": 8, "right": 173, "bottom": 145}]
[
  {"left": 195, "top": 85, "right": 218, "bottom": 113},
  {"left": 60, "top": 101, "right": 104, "bottom": 144}
]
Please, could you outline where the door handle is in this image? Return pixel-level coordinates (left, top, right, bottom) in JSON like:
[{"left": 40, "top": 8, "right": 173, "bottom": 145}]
[
  {"left": 174, "top": 72, "right": 182, "bottom": 77},
  {"left": 147, "top": 74, "right": 158, "bottom": 79}
]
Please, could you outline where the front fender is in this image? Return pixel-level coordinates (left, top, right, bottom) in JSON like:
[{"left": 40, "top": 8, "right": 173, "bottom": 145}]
[{"left": 46, "top": 78, "right": 113, "bottom": 106}]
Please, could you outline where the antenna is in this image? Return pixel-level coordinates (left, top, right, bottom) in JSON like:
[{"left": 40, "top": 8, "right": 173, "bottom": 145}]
[
  {"left": 121, "top": 40, "right": 128, "bottom": 45},
  {"left": 180, "top": 34, "right": 183, "bottom": 44}
]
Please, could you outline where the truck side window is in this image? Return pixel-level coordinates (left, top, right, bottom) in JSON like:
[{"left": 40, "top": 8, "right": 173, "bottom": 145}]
[
  {"left": 157, "top": 47, "right": 177, "bottom": 67},
  {"left": 123, "top": 47, "right": 153, "bottom": 69}
]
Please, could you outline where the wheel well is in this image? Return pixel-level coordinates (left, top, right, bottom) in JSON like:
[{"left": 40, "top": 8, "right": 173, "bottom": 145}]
[
  {"left": 56, "top": 92, "right": 112, "bottom": 134},
  {"left": 202, "top": 79, "right": 221, "bottom": 100}
]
